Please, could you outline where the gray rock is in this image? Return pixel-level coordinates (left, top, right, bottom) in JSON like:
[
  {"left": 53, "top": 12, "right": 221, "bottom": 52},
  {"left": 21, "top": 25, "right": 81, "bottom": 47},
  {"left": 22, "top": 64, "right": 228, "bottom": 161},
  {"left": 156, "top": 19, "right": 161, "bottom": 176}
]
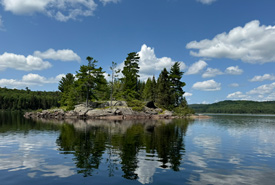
[
  {"left": 86, "top": 108, "right": 116, "bottom": 117},
  {"left": 144, "top": 107, "right": 158, "bottom": 115},
  {"left": 74, "top": 104, "right": 92, "bottom": 117},
  {"left": 163, "top": 110, "right": 173, "bottom": 116},
  {"left": 113, "top": 101, "right": 128, "bottom": 107},
  {"left": 116, "top": 107, "right": 133, "bottom": 115}
]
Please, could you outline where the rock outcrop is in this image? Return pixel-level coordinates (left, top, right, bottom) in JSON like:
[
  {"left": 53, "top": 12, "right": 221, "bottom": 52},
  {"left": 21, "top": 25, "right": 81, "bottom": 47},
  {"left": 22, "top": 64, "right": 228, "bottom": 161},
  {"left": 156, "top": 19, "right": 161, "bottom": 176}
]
[{"left": 23, "top": 101, "right": 178, "bottom": 120}]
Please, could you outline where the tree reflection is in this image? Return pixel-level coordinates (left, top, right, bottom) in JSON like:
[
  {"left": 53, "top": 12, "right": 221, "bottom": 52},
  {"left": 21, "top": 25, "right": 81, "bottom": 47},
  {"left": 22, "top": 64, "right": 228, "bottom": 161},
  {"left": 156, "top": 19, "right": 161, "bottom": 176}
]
[{"left": 55, "top": 119, "right": 190, "bottom": 178}]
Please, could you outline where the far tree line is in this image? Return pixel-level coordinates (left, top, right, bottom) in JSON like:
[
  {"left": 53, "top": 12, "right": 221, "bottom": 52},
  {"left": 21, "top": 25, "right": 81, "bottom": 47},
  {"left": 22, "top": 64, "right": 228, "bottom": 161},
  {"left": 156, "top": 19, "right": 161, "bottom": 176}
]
[
  {"left": 0, "top": 87, "right": 60, "bottom": 110},
  {"left": 59, "top": 52, "right": 192, "bottom": 113}
]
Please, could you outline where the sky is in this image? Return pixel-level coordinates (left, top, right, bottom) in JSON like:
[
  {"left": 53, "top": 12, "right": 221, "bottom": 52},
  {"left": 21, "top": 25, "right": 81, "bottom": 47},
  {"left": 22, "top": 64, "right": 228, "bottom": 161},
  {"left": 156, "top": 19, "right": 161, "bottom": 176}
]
[{"left": 1, "top": 0, "right": 275, "bottom": 104}]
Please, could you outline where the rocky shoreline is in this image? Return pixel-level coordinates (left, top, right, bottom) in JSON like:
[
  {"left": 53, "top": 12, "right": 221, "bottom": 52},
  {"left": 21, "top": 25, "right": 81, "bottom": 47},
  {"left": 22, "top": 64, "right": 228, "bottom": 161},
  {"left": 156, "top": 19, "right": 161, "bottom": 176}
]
[{"left": 24, "top": 101, "right": 210, "bottom": 120}]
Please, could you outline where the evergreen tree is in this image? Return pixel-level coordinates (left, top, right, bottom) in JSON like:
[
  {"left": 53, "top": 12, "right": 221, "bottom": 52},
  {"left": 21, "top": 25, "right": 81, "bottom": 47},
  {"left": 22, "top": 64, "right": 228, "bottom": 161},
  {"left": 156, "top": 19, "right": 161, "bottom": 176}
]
[
  {"left": 93, "top": 67, "right": 110, "bottom": 101},
  {"left": 75, "top": 57, "right": 108, "bottom": 106},
  {"left": 142, "top": 78, "right": 153, "bottom": 101},
  {"left": 58, "top": 73, "right": 75, "bottom": 106},
  {"left": 169, "top": 62, "right": 185, "bottom": 107},
  {"left": 58, "top": 73, "right": 75, "bottom": 93},
  {"left": 151, "top": 76, "right": 157, "bottom": 102},
  {"left": 121, "top": 52, "right": 140, "bottom": 100},
  {"left": 156, "top": 68, "right": 172, "bottom": 109}
]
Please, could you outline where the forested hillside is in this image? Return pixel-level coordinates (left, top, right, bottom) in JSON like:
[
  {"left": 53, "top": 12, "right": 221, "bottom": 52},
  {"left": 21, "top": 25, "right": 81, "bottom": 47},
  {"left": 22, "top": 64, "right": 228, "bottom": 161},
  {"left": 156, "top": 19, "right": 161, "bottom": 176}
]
[
  {"left": 190, "top": 100, "right": 275, "bottom": 114},
  {"left": 0, "top": 87, "right": 60, "bottom": 110}
]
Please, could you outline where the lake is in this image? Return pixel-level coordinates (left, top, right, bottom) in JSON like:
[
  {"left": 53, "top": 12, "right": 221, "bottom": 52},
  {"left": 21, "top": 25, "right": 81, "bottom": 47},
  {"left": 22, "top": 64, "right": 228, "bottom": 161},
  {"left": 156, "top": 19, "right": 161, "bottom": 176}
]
[{"left": 1, "top": 112, "right": 275, "bottom": 185}]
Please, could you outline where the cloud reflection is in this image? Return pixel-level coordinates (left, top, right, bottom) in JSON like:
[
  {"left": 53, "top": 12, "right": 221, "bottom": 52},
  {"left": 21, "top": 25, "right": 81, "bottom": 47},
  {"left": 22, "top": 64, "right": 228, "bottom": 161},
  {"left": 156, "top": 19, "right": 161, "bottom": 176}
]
[{"left": 0, "top": 132, "right": 75, "bottom": 178}]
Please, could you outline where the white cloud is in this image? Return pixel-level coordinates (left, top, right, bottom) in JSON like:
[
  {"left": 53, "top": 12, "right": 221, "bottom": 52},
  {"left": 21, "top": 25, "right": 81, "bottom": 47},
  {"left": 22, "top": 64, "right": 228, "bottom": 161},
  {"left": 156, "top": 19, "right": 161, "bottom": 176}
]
[
  {"left": 136, "top": 44, "right": 186, "bottom": 81},
  {"left": 266, "top": 92, "right": 275, "bottom": 100},
  {"left": 99, "top": 0, "right": 120, "bottom": 6},
  {"left": 0, "top": 73, "right": 64, "bottom": 88},
  {"left": 185, "top": 60, "right": 207, "bottom": 75},
  {"left": 250, "top": 74, "right": 275, "bottom": 82},
  {"left": 229, "top": 83, "right": 240, "bottom": 87},
  {"left": 0, "top": 52, "right": 52, "bottom": 71},
  {"left": 186, "top": 20, "right": 275, "bottom": 64},
  {"left": 197, "top": 0, "right": 217, "bottom": 5},
  {"left": 226, "top": 82, "right": 275, "bottom": 101},
  {"left": 33, "top": 49, "right": 81, "bottom": 62},
  {"left": 227, "top": 91, "right": 249, "bottom": 99},
  {"left": 225, "top": 66, "right": 243, "bottom": 75},
  {"left": 192, "top": 79, "right": 221, "bottom": 91},
  {"left": 248, "top": 82, "right": 275, "bottom": 95},
  {"left": 1, "top": 0, "right": 98, "bottom": 22},
  {"left": 183, "top": 92, "right": 193, "bottom": 97},
  {"left": 202, "top": 67, "right": 223, "bottom": 78}
]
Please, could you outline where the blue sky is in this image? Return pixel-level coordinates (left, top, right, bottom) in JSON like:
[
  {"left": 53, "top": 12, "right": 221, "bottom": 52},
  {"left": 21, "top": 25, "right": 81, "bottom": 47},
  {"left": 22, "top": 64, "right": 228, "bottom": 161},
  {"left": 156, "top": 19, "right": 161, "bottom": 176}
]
[{"left": 1, "top": 0, "right": 275, "bottom": 104}]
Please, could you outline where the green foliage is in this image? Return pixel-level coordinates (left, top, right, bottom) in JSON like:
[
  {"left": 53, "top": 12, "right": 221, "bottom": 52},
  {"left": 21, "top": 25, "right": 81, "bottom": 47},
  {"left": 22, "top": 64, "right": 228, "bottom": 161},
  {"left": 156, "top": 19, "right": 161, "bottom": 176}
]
[
  {"left": 59, "top": 73, "right": 75, "bottom": 106},
  {"left": 156, "top": 68, "right": 173, "bottom": 110},
  {"left": 142, "top": 78, "right": 153, "bottom": 101},
  {"left": 190, "top": 100, "right": 275, "bottom": 114},
  {"left": 169, "top": 62, "right": 185, "bottom": 107},
  {"left": 121, "top": 52, "right": 140, "bottom": 100},
  {"left": 0, "top": 87, "right": 60, "bottom": 111},
  {"left": 127, "top": 99, "right": 145, "bottom": 108},
  {"left": 75, "top": 56, "right": 108, "bottom": 105}
]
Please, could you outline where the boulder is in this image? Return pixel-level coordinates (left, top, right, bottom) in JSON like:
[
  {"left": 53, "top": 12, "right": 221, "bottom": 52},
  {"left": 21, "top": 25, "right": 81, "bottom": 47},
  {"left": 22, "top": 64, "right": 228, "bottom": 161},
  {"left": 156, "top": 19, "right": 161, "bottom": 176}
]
[
  {"left": 163, "top": 110, "right": 173, "bottom": 116},
  {"left": 86, "top": 108, "right": 116, "bottom": 117},
  {"left": 74, "top": 104, "right": 92, "bottom": 117},
  {"left": 116, "top": 107, "right": 133, "bottom": 115},
  {"left": 143, "top": 107, "right": 158, "bottom": 115},
  {"left": 113, "top": 101, "right": 128, "bottom": 107},
  {"left": 65, "top": 111, "right": 77, "bottom": 118}
]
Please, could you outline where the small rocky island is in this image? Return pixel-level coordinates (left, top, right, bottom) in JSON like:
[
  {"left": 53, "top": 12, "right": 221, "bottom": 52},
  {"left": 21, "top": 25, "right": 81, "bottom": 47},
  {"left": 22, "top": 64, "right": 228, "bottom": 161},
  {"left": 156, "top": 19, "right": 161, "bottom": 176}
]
[{"left": 24, "top": 101, "right": 206, "bottom": 120}]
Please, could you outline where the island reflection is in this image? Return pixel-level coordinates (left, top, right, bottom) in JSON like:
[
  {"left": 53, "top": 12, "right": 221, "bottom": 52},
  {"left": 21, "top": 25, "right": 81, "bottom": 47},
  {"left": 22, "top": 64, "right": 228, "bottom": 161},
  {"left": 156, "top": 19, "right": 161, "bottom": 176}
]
[{"left": 51, "top": 118, "right": 191, "bottom": 182}]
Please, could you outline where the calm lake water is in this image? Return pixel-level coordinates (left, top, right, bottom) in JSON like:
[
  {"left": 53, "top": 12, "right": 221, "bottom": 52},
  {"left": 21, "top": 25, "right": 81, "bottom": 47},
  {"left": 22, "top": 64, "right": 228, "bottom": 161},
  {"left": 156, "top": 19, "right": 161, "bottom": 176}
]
[{"left": 1, "top": 112, "right": 275, "bottom": 185}]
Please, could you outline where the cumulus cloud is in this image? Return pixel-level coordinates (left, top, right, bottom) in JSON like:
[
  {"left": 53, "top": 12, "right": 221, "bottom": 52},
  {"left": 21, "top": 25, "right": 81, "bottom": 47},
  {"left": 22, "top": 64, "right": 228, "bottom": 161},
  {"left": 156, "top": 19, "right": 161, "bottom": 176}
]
[
  {"left": 136, "top": 44, "right": 186, "bottom": 81},
  {"left": 192, "top": 79, "right": 221, "bottom": 91},
  {"left": 227, "top": 82, "right": 275, "bottom": 101},
  {"left": 99, "top": 0, "right": 120, "bottom": 6},
  {"left": 0, "top": 52, "right": 52, "bottom": 71},
  {"left": 183, "top": 92, "right": 193, "bottom": 97},
  {"left": 250, "top": 74, "right": 275, "bottom": 82},
  {"left": 197, "top": 0, "right": 217, "bottom": 5},
  {"left": 185, "top": 60, "right": 207, "bottom": 75},
  {"left": 227, "top": 91, "right": 249, "bottom": 99},
  {"left": 202, "top": 68, "right": 223, "bottom": 78},
  {"left": 248, "top": 82, "right": 275, "bottom": 95},
  {"left": 1, "top": 0, "right": 98, "bottom": 22},
  {"left": 186, "top": 20, "right": 275, "bottom": 64},
  {"left": 33, "top": 49, "right": 81, "bottom": 62},
  {"left": 0, "top": 73, "right": 65, "bottom": 88},
  {"left": 225, "top": 66, "right": 243, "bottom": 75}
]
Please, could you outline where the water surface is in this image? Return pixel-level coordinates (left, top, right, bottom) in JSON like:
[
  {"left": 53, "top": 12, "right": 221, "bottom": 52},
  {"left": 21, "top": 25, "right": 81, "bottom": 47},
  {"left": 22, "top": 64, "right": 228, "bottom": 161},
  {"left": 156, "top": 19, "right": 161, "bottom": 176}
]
[{"left": 1, "top": 112, "right": 275, "bottom": 185}]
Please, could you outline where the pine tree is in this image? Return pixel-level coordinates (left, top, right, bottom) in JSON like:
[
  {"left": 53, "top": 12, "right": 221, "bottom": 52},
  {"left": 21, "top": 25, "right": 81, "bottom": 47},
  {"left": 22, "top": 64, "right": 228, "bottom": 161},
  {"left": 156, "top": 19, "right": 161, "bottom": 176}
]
[
  {"left": 121, "top": 52, "right": 140, "bottom": 100},
  {"left": 151, "top": 76, "right": 157, "bottom": 102},
  {"left": 75, "top": 56, "right": 106, "bottom": 106},
  {"left": 169, "top": 62, "right": 185, "bottom": 107},
  {"left": 156, "top": 68, "right": 172, "bottom": 109},
  {"left": 142, "top": 78, "right": 153, "bottom": 101},
  {"left": 58, "top": 73, "right": 75, "bottom": 106}
]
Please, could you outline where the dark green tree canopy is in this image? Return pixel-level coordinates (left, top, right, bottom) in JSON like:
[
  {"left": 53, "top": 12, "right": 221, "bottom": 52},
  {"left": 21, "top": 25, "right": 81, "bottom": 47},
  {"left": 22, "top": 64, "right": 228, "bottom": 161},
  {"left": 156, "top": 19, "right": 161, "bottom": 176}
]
[
  {"left": 121, "top": 52, "right": 140, "bottom": 100},
  {"left": 58, "top": 73, "right": 75, "bottom": 93},
  {"left": 169, "top": 62, "right": 185, "bottom": 107}
]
